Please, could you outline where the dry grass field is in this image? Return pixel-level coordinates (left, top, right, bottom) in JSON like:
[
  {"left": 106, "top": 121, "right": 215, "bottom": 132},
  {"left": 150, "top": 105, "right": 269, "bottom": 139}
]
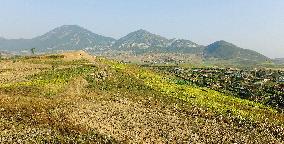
[{"left": 0, "top": 51, "right": 284, "bottom": 143}]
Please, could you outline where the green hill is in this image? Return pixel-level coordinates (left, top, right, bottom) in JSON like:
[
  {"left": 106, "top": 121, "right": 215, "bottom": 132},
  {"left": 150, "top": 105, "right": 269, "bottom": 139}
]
[{"left": 204, "top": 40, "right": 270, "bottom": 62}]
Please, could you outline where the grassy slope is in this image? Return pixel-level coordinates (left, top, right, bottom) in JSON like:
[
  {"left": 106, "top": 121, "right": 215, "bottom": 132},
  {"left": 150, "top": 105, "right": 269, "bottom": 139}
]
[
  {"left": 103, "top": 59, "right": 283, "bottom": 124},
  {"left": 0, "top": 53, "right": 284, "bottom": 143}
]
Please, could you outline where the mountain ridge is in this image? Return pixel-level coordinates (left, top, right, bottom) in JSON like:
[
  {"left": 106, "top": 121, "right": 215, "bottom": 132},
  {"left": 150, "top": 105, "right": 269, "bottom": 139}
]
[{"left": 0, "top": 25, "right": 271, "bottom": 63}]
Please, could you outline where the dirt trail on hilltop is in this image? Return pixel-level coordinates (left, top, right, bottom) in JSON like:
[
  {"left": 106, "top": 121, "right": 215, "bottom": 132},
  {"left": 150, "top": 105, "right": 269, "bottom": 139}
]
[{"left": 60, "top": 50, "right": 96, "bottom": 61}]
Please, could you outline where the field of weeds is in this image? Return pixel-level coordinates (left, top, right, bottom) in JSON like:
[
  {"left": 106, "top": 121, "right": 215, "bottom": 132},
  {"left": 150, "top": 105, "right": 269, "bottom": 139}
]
[{"left": 0, "top": 52, "right": 284, "bottom": 143}]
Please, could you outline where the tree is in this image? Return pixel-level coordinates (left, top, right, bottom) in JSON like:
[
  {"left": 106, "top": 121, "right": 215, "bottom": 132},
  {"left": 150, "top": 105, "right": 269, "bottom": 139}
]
[{"left": 31, "top": 48, "right": 36, "bottom": 55}]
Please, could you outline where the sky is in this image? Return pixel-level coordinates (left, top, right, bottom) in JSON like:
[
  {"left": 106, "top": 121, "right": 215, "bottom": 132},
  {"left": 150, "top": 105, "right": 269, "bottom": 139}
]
[{"left": 0, "top": 0, "right": 283, "bottom": 58}]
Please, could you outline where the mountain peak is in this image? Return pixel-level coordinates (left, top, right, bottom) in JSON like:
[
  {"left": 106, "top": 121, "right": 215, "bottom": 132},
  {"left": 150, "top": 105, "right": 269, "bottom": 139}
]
[
  {"left": 212, "top": 40, "right": 235, "bottom": 47},
  {"left": 114, "top": 29, "right": 170, "bottom": 50},
  {"left": 47, "top": 25, "right": 90, "bottom": 34},
  {"left": 55, "top": 25, "right": 90, "bottom": 32},
  {"left": 30, "top": 25, "right": 115, "bottom": 51},
  {"left": 217, "top": 40, "right": 227, "bottom": 43},
  {"left": 134, "top": 29, "right": 151, "bottom": 33},
  {"left": 59, "top": 25, "right": 81, "bottom": 28},
  {"left": 129, "top": 29, "right": 156, "bottom": 37},
  {"left": 60, "top": 24, "right": 81, "bottom": 28}
]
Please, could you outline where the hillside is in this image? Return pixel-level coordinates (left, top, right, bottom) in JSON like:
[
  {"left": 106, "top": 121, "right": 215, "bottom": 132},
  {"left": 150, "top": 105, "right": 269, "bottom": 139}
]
[
  {"left": 204, "top": 40, "right": 270, "bottom": 62},
  {"left": 0, "top": 51, "right": 283, "bottom": 143}
]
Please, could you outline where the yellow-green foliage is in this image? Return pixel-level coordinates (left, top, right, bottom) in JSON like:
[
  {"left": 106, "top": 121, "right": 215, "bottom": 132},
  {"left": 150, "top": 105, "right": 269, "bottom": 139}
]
[{"left": 102, "top": 60, "right": 284, "bottom": 125}]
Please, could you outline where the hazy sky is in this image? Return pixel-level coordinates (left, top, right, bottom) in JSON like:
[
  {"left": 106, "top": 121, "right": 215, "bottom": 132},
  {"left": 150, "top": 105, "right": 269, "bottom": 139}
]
[{"left": 0, "top": 0, "right": 283, "bottom": 58}]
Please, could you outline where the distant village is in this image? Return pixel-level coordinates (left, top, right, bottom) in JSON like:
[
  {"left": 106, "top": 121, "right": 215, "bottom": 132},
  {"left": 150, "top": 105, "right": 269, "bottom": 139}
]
[{"left": 151, "top": 66, "right": 284, "bottom": 110}]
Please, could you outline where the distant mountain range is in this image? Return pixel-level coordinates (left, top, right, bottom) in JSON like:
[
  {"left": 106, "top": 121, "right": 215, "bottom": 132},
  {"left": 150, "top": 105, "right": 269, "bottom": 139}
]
[{"left": 0, "top": 25, "right": 272, "bottom": 63}]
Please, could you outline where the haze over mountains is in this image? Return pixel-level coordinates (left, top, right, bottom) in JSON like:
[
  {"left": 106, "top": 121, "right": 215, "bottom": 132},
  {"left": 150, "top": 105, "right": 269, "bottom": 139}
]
[{"left": 0, "top": 25, "right": 271, "bottom": 63}]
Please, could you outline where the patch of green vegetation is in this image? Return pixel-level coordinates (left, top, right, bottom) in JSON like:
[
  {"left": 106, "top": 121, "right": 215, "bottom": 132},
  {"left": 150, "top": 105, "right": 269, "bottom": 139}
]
[
  {"left": 28, "top": 65, "right": 94, "bottom": 81},
  {"left": 0, "top": 65, "right": 96, "bottom": 97}
]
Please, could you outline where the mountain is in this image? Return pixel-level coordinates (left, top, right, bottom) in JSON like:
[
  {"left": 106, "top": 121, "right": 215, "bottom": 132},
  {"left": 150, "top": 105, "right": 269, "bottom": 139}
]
[
  {"left": 113, "top": 29, "right": 171, "bottom": 51},
  {"left": 204, "top": 40, "right": 270, "bottom": 62},
  {"left": 165, "top": 39, "right": 204, "bottom": 54},
  {"left": 0, "top": 25, "right": 115, "bottom": 53},
  {"left": 33, "top": 25, "right": 115, "bottom": 51},
  {"left": 112, "top": 30, "right": 205, "bottom": 55},
  {"left": 0, "top": 26, "right": 273, "bottom": 64}
]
